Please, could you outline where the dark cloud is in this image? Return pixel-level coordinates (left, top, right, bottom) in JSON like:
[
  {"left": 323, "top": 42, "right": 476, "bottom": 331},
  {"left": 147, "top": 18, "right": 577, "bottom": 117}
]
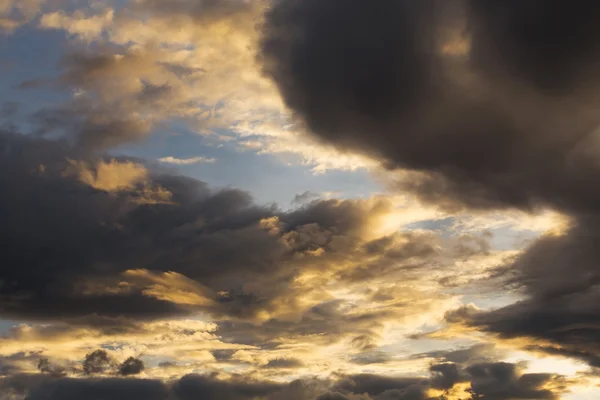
[
  {"left": 466, "top": 1, "right": 600, "bottom": 94},
  {"left": 38, "top": 358, "right": 67, "bottom": 378},
  {"left": 261, "top": 0, "right": 600, "bottom": 369},
  {"left": 119, "top": 357, "right": 145, "bottom": 376},
  {"left": 316, "top": 393, "right": 353, "bottom": 400},
  {"left": 263, "top": 358, "right": 304, "bottom": 369},
  {"left": 0, "top": 353, "right": 45, "bottom": 378},
  {"left": 446, "top": 217, "right": 600, "bottom": 366},
  {"left": 1, "top": 374, "right": 281, "bottom": 400},
  {"left": 172, "top": 374, "right": 284, "bottom": 400},
  {"left": 429, "top": 363, "right": 460, "bottom": 391},
  {"left": 83, "top": 350, "right": 116, "bottom": 375},
  {"left": 0, "top": 374, "right": 51, "bottom": 400},
  {"left": 261, "top": 0, "right": 600, "bottom": 213},
  {"left": 466, "top": 362, "right": 563, "bottom": 400},
  {"left": 334, "top": 374, "right": 425, "bottom": 397},
  {"left": 0, "top": 131, "right": 416, "bottom": 329},
  {"left": 26, "top": 377, "right": 169, "bottom": 400},
  {"left": 0, "top": 367, "right": 568, "bottom": 400}
]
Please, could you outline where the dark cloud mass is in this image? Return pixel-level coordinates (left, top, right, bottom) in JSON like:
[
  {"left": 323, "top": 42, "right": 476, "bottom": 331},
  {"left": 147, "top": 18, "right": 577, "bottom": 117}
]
[
  {"left": 119, "top": 357, "right": 145, "bottom": 376},
  {"left": 261, "top": 0, "right": 600, "bottom": 368},
  {"left": 261, "top": 0, "right": 600, "bottom": 212},
  {"left": 0, "top": 130, "right": 414, "bottom": 327},
  {"left": 83, "top": 350, "right": 116, "bottom": 375},
  {"left": 467, "top": 1, "right": 600, "bottom": 94},
  {"left": 0, "top": 365, "right": 566, "bottom": 400}
]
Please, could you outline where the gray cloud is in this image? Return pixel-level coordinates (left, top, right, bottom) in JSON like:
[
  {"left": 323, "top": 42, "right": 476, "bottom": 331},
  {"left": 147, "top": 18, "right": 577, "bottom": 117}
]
[
  {"left": 0, "top": 365, "right": 568, "bottom": 400},
  {"left": 26, "top": 377, "right": 169, "bottom": 400},
  {"left": 0, "top": 131, "right": 438, "bottom": 333},
  {"left": 411, "top": 343, "right": 499, "bottom": 366},
  {"left": 130, "top": 0, "right": 261, "bottom": 23},
  {"left": 466, "top": 1, "right": 600, "bottom": 94},
  {"left": 261, "top": 0, "right": 600, "bottom": 368},
  {"left": 466, "top": 362, "right": 563, "bottom": 400},
  {"left": 446, "top": 218, "right": 600, "bottom": 367},
  {"left": 263, "top": 358, "right": 304, "bottom": 369},
  {"left": 119, "top": 357, "right": 145, "bottom": 376},
  {"left": 261, "top": 0, "right": 600, "bottom": 213}
]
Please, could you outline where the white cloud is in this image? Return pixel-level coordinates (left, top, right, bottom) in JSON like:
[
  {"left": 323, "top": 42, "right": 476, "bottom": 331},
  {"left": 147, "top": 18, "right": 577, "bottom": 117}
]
[{"left": 158, "top": 156, "right": 216, "bottom": 165}]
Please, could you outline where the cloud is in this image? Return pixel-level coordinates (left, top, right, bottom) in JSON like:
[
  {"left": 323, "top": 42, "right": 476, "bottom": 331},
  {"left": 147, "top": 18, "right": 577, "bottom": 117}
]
[
  {"left": 26, "top": 377, "right": 169, "bottom": 400},
  {"left": 158, "top": 156, "right": 216, "bottom": 165},
  {"left": 5, "top": 1, "right": 599, "bottom": 394},
  {"left": 119, "top": 357, "right": 145, "bottom": 376},
  {"left": 0, "top": 130, "right": 473, "bottom": 348},
  {"left": 465, "top": 362, "right": 565, "bottom": 400},
  {"left": 260, "top": 0, "right": 600, "bottom": 212},
  {"left": 64, "top": 158, "right": 149, "bottom": 192},
  {"left": 0, "top": 0, "right": 46, "bottom": 33},
  {"left": 260, "top": 0, "right": 600, "bottom": 371},
  {"left": 263, "top": 358, "right": 304, "bottom": 369},
  {"left": 83, "top": 350, "right": 117, "bottom": 375},
  {"left": 0, "top": 129, "right": 512, "bottom": 388},
  {"left": 0, "top": 366, "right": 570, "bottom": 400},
  {"left": 39, "top": 9, "right": 114, "bottom": 40},
  {"left": 466, "top": 1, "right": 600, "bottom": 94},
  {"left": 444, "top": 218, "right": 600, "bottom": 368},
  {"left": 26, "top": 0, "right": 382, "bottom": 172}
]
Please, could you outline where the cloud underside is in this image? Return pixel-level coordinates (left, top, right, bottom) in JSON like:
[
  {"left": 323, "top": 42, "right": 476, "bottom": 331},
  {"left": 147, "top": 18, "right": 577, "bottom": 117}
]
[
  {"left": 261, "top": 0, "right": 600, "bottom": 369},
  {"left": 2, "top": 362, "right": 567, "bottom": 400}
]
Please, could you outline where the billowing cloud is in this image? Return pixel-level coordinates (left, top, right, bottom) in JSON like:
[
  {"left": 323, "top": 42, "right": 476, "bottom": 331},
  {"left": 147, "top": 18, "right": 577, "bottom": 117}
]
[
  {"left": 0, "top": 130, "right": 484, "bottom": 361},
  {"left": 261, "top": 0, "right": 600, "bottom": 212},
  {"left": 261, "top": 0, "right": 600, "bottom": 371},
  {"left": 0, "top": 364, "right": 571, "bottom": 400}
]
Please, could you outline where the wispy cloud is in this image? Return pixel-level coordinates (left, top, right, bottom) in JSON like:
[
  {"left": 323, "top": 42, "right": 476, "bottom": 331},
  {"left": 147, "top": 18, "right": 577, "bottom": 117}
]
[{"left": 158, "top": 156, "right": 216, "bottom": 165}]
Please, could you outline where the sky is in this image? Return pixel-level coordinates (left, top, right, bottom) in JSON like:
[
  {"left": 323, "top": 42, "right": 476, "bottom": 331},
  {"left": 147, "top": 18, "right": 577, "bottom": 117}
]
[{"left": 1, "top": 1, "right": 600, "bottom": 399}]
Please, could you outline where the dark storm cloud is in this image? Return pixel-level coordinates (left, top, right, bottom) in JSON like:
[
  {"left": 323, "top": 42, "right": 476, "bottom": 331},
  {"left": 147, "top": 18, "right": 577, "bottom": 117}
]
[
  {"left": 1, "top": 374, "right": 282, "bottom": 400},
  {"left": 429, "top": 363, "right": 460, "bottom": 391},
  {"left": 172, "top": 374, "right": 284, "bottom": 400},
  {"left": 333, "top": 365, "right": 562, "bottom": 400},
  {"left": 119, "top": 357, "right": 145, "bottom": 376},
  {"left": 261, "top": 0, "right": 600, "bottom": 213},
  {"left": 334, "top": 374, "right": 425, "bottom": 396},
  {"left": 466, "top": 1, "right": 600, "bottom": 94},
  {"left": 316, "top": 393, "right": 353, "bottom": 400},
  {"left": 26, "top": 377, "right": 169, "bottom": 400},
  {"left": 0, "top": 366, "right": 568, "bottom": 400},
  {"left": 261, "top": 0, "right": 600, "bottom": 368},
  {"left": 0, "top": 131, "right": 410, "bottom": 325}
]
